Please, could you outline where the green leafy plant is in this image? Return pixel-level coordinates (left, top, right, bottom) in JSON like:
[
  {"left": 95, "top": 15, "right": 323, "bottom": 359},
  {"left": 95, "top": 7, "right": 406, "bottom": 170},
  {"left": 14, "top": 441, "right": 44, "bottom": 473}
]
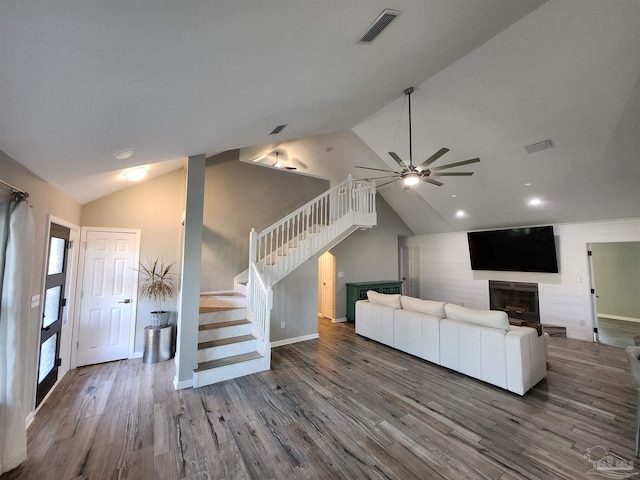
[{"left": 136, "top": 257, "right": 178, "bottom": 313}]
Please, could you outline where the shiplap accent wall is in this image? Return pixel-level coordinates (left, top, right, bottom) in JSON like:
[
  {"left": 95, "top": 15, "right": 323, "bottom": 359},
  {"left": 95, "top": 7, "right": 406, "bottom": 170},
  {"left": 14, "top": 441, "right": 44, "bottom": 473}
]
[{"left": 404, "top": 218, "right": 640, "bottom": 341}]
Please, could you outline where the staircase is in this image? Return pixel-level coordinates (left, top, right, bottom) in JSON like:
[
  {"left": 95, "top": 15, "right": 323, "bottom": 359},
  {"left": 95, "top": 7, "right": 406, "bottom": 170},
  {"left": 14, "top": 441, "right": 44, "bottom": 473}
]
[
  {"left": 192, "top": 176, "right": 376, "bottom": 387},
  {"left": 193, "top": 292, "right": 266, "bottom": 387}
]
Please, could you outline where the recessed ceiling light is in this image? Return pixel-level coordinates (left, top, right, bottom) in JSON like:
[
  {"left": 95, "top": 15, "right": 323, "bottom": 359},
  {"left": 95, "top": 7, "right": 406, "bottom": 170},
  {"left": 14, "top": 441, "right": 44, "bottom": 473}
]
[
  {"left": 123, "top": 166, "right": 147, "bottom": 181},
  {"left": 455, "top": 210, "right": 465, "bottom": 217},
  {"left": 524, "top": 183, "right": 531, "bottom": 187},
  {"left": 451, "top": 194, "right": 457, "bottom": 198},
  {"left": 114, "top": 148, "right": 134, "bottom": 160},
  {"left": 529, "top": 198, "right": 542, "bottom": 206}
]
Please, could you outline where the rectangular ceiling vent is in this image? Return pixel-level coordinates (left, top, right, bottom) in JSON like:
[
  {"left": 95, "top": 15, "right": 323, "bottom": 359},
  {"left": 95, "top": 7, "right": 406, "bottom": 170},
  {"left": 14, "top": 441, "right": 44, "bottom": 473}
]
[
  {"left": 525, "top": 139, "right": 555, "bottom": 154},
  {"left": 269, "top": 124, "right": 287, "bottom": 135},
  {"left": 358, "top": 9, "right": 401, "bottom": 44}
]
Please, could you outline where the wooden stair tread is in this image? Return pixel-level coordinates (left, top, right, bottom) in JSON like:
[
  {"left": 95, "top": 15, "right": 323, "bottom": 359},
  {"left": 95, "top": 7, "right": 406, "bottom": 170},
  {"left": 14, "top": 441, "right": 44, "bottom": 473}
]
[
  {"left": 195, "top": 351, "right": 262, "bottom": 371},
  {"left": 198, "top": 334, "right": 256, "bottom": 350},
  {"left": 199, "top": 319, "right": 250, "bottom": 331},
  {"left": 199, "top": 305, "right": 245, "bottom": 313},
  {"left": 201, "top": 291, "right": 246, "bottom": 297}
]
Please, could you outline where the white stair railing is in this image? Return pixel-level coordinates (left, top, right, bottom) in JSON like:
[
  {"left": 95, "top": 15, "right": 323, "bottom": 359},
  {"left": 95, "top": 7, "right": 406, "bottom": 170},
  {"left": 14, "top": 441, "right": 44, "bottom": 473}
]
[
  {"left": 246, "top": 257, "right": 271, "bottom": 368},
  {"left": 253, "top": 175, "right": 376, "bottom": 286},
  {"left": 245, "top": 175, "right": 376, "bottom": 371}
]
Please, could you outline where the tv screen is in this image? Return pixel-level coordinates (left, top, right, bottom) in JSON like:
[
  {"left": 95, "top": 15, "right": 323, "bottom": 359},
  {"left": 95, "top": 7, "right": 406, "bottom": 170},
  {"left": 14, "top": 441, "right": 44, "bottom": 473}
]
[{"left": 467, "top": 226, "right": 559, "bottom": 273}]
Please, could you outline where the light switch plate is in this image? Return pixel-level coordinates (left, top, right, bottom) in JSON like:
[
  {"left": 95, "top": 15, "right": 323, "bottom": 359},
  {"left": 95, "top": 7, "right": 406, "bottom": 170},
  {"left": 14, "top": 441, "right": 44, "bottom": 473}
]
[{"left": 31, "top": 294, "right": 40, "bottom": 309}]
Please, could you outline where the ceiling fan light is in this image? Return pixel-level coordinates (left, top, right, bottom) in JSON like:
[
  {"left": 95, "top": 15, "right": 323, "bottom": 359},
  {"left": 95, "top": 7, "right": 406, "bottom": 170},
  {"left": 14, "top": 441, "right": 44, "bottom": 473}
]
[{"left": 404, "top": 174, "right": 420, "bottom": 186}]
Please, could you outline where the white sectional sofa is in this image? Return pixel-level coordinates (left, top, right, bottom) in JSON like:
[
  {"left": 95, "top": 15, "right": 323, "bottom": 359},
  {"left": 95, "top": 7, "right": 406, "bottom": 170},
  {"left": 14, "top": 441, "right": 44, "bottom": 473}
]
[{"left": 355, "top": 291, "right": 547, "bottom": 395}]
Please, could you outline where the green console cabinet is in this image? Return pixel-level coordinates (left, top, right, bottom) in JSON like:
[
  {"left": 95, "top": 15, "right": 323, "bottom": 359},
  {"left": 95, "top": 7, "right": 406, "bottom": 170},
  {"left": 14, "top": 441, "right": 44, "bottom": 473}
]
[{"left": 346, "top": 280, "right": 402, "bottom": 322}]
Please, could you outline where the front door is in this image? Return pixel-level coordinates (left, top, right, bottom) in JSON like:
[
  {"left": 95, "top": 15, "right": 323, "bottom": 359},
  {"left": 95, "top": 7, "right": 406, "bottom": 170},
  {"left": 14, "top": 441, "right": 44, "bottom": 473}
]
[
  {"left": 36, "top": 223, "right": 70, "bottom": 406},
  {"left": 77, "top": 229, "right": 138, "bottom": 366}
]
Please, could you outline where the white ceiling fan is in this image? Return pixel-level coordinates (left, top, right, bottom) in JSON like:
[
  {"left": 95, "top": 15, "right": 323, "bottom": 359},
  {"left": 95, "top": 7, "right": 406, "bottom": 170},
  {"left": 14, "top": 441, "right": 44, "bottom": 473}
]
[
  {"left": 355, "top": 87, "right": 480, "bottom": 188},
  {"left": 252, "top": 149, "right": 297, "bottom": 170}
]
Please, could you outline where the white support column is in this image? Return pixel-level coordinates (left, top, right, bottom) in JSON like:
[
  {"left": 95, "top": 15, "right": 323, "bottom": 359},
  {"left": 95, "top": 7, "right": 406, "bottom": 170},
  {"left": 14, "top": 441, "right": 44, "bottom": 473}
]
[{"left": 174, "top": 154, "right": 206, "bottom": 389}]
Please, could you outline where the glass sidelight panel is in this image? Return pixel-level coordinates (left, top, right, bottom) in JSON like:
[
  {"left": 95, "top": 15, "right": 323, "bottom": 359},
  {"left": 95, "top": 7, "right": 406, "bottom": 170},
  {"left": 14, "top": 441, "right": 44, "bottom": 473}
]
[
  {"left": 38, "top": 333, "right": 57, "bottom": 383},
  {"left": 43, "top": 285, "right": 62, "bottom": 328},
  {"left": 48, "top": 237, "right": 66, "bottom": 275}
]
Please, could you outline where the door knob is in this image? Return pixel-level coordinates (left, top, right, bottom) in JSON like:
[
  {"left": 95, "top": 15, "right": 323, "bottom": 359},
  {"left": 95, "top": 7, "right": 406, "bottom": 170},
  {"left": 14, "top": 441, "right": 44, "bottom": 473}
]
[{"left": 118, "top": 299, "right": 131, "bottom": 304}]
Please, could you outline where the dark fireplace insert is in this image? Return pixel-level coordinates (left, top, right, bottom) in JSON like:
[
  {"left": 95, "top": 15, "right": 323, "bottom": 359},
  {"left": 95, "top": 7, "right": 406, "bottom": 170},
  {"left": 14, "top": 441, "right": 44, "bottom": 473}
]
[{"left": 489, "top": 280, "right": 539, "bottom": 323}]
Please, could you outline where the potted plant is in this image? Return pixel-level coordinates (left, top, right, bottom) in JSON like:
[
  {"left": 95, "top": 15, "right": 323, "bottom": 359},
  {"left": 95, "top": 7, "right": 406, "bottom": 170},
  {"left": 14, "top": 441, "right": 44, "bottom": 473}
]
[{"left": 136, "top": 257, "right": 178, "bottom": 327}]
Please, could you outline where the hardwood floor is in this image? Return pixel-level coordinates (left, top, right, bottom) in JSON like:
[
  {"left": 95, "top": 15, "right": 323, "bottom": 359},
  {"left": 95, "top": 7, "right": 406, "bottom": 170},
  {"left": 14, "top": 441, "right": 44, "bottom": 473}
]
[
  {"left": 597, "top": 317, "right": 640, "bottom": 348},
  {"left": 3, "top": 318, "right": 638, "bottom": 479}
]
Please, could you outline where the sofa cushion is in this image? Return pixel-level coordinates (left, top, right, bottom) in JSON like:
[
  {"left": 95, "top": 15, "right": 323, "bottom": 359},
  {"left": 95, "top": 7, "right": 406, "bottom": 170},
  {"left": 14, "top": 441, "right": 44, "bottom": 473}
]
[
  {"left": 444, "top": 303, "right": 510, "bottom": 331},
  {"left": 400, "top": 296, "right": 446, "bottom": 318},
  {"left": 367, "top": 290, "right": 401, "bottom": 309}
]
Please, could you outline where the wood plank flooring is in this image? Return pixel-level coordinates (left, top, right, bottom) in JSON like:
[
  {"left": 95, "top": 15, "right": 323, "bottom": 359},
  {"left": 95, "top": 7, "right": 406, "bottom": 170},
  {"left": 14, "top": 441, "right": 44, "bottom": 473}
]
[
  {"left": 3, "top": 318, "right": 639, "bottom": 479},
  {"left": 597, "top": 317, "right": 640, "bottom": 348}
]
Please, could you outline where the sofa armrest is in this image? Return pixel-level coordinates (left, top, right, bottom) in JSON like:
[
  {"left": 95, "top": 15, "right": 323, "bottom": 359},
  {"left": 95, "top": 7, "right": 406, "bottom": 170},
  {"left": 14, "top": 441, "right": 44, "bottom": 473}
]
[{"left": 505, "top": 326, "right": 547, "bottom": 395}]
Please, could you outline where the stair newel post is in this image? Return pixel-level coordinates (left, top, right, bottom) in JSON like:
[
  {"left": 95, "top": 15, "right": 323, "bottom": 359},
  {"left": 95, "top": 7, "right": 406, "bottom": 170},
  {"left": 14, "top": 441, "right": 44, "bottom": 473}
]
[
  {"left": 248, "top": 228, "right": 257, "bottom": 307},
  {"left": 348, "top": 174, "right": 354, "bottom": 221}
]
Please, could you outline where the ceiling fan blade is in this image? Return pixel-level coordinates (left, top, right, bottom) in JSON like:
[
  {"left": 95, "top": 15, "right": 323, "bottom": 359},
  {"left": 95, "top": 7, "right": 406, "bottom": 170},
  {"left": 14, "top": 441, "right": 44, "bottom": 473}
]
[
  {"left": 418, "top": 147, "right": 449, "bottom": 169},
  {"left": 422, "top": 177, "right": 444, "bottom": 187},
  {"left": 388, "top": 152, "right": 407, "bottom": 169},
  {"left": 431, "top": 172, "right": 474, "bottom": 177},
  {"left": 364, "top": 175, "right": 401, "bottom": 180},
  {"left": 355, "top": 165, "right": 398, "bottom": 173},
  {"left": 376, "top": 178, "right": 400, "bottom": 188},
  {"left": 429, "top": 158, "right": 480, "bottom": 172}
]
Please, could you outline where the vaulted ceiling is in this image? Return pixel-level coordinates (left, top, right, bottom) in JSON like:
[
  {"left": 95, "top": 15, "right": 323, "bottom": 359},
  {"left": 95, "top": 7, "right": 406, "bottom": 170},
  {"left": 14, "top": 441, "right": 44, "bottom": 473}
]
[{"left": 1, "top": 0, "right": 638, "bottom": 234}]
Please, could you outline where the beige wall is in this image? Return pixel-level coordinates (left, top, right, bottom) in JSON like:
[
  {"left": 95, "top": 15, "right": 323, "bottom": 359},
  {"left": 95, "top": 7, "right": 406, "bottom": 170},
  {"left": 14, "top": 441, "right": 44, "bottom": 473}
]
[
  {"left": 81, "top": 168, "right": 186, "bottom": 352},
  {"left": 591, "top": 241, "right": 640, "bottom": 319},
  {"left": 0, "top": 150, "right": 82, "bottom": 414},
  {"left": 202, "top": 150, "right": 329, "bottom": 291}
]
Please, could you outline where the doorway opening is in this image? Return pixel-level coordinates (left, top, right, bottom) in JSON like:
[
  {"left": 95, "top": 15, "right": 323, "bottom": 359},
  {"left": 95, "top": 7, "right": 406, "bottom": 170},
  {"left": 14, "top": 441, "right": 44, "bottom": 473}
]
[
  {"left": 588, "top": 241, "right": 640, "bottom": 347},
  {"left": 318, "top": 251, "right": 336, "bottom": 322},
  {"left": 399, "top": 245, "right": 420, "bottom": 298}
]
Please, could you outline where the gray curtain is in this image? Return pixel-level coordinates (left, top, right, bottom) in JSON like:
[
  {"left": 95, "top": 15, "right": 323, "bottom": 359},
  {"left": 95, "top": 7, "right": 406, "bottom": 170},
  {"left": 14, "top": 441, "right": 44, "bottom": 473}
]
[{"left": 0, "top": 197, "right": 35, "bottom": 474}]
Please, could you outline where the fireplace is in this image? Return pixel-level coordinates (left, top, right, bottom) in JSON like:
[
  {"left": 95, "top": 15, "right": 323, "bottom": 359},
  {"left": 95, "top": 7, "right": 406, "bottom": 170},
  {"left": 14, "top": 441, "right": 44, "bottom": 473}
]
[{"left": 489, "top": 281, "right": 539, "bottom": 323}]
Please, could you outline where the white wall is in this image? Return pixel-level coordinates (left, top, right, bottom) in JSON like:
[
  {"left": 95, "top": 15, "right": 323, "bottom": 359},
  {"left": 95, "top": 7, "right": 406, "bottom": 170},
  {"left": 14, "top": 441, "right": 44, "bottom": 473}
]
[{"left": 404, "top": 218, "right": 640, "bottom": 341}]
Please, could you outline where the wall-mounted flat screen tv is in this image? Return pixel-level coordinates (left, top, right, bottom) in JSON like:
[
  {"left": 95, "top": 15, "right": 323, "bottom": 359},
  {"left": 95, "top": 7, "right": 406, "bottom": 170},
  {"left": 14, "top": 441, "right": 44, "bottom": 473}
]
[{"left": 467, "top": 226, "right": 559, "bottom": 273}]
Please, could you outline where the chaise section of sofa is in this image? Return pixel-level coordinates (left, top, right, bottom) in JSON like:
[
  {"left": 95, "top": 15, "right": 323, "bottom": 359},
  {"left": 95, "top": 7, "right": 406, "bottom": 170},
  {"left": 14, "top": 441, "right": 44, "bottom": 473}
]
[{"left": 355, "top": 292, "right": 547, "bottom": 395}]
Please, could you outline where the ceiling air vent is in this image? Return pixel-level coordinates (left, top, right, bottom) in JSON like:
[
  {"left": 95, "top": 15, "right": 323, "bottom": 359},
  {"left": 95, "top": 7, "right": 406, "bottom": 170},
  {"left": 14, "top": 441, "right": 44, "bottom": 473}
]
[
  {"left": 525, "top": 139, "right": 555, "bottom": 154},
  {"left": 269, "top": 124, "right": 287, "bottom": 135},
  {"left": 358, "top": 9, "right": 401, "bottom": 44}
]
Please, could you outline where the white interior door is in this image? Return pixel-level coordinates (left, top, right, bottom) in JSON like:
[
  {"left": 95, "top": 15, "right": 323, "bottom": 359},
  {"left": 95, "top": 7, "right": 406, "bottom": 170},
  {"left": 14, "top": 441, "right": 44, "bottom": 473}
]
[
  {"left": 320, "top": 252, "right": 335, "bottom": 319},
  {"left": 400, "top": 246, "right": 420, "bottom": 298},
  {"left": 77, "top": 229, "right": 138, "bottom": 366}
]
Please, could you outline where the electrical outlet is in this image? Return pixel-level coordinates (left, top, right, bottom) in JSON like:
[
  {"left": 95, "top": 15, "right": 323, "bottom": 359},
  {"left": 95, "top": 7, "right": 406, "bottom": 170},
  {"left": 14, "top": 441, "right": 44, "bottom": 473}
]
[
  {"left": 338, "top": 272, "right": 345, "bottom": 278},
  {"left": 280, "top": 321, "right": 285, "bottom": 329}
]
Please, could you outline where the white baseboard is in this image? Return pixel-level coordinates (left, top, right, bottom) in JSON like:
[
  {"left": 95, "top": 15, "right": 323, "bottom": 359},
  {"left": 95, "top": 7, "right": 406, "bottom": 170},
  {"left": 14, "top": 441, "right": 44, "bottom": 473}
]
[
  {"left": 25, "top": 411, "right": 35, "bottom": 428},
  {"left": 598, "top": 313, "right": 640, "bottom": 324},
  {"left": 272, "top": 333, "right": 319, "bottom": 348},
  {"left": 332, "top": 317, "right": 347, "bottom": 323},
  {"left": 174, "top": 377, "right": 193, "bottom": 390},
  {"left": 131, "top": 351, "right": 143, "bottom": 359}
]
